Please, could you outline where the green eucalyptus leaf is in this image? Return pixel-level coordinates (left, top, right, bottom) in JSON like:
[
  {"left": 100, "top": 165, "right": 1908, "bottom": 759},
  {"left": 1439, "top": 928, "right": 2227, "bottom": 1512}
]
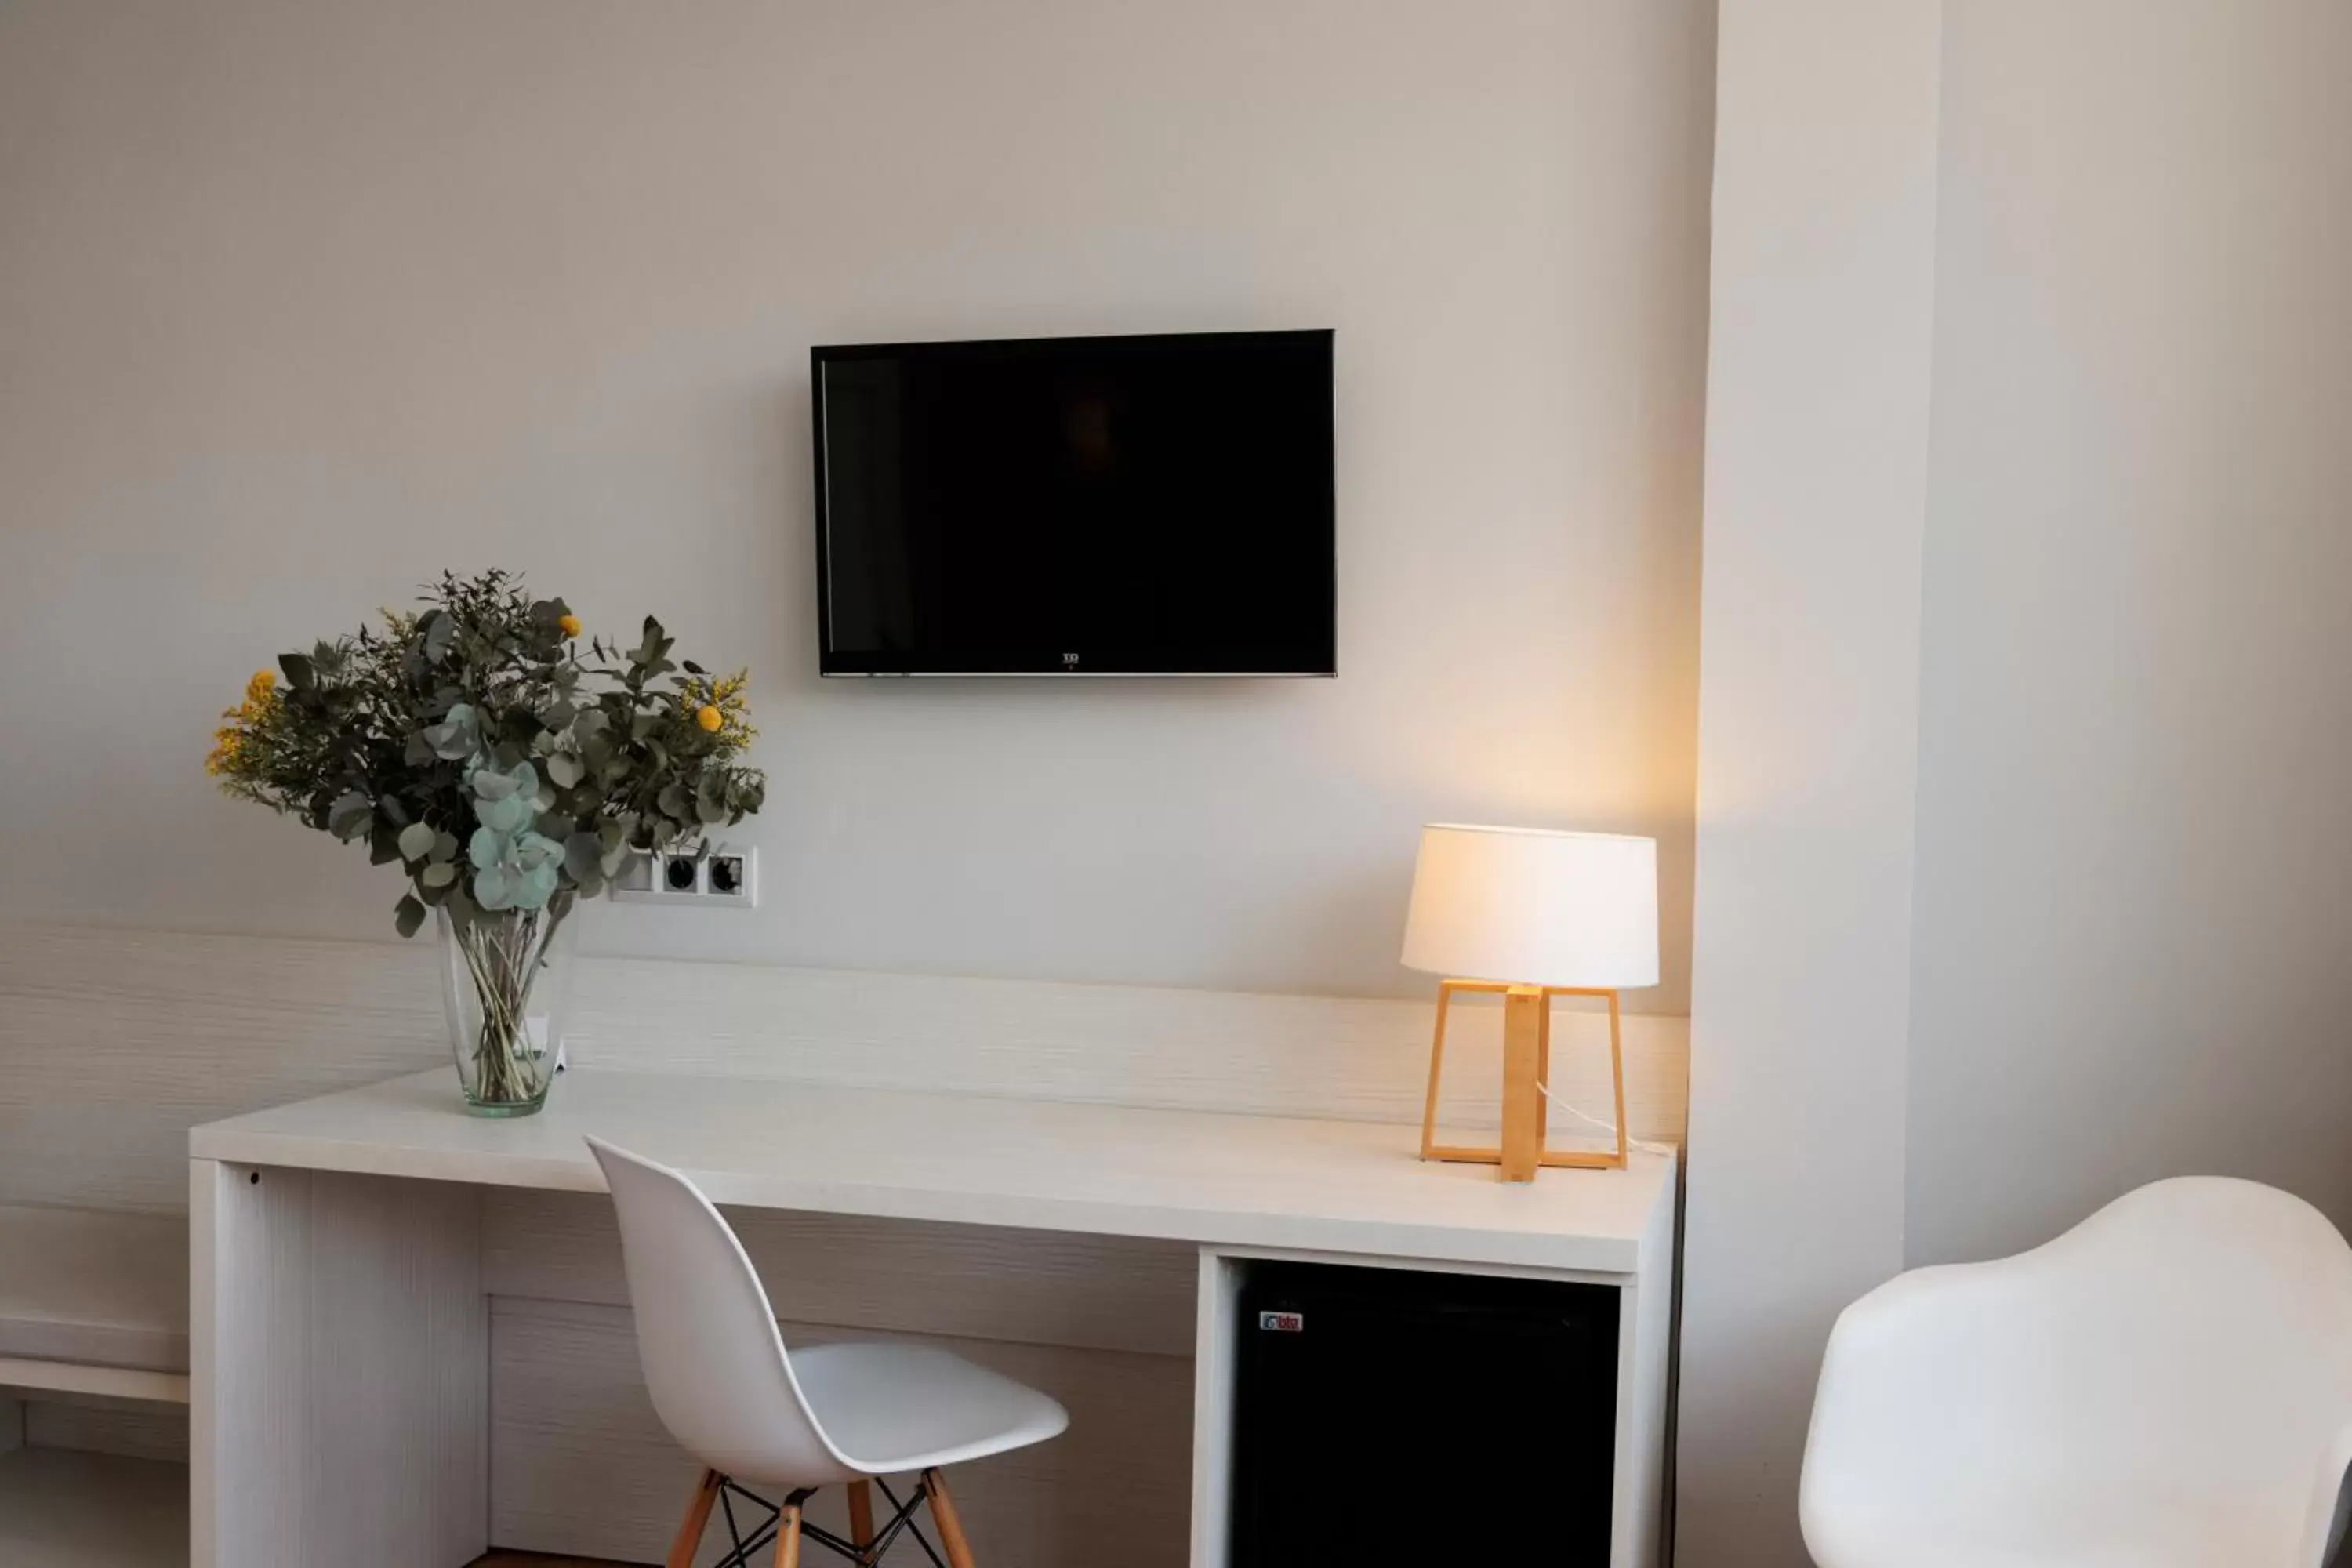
[
  {"left": 514, "top": 832, "right": 564, "bottom": 871},
  {"left": 279, "top": 652, "right": 316, "bottom": 691},
  {"left": 328, "top": 791, "right": 372, "bottom": 840},
  {"left": 394, "top": 892, "right": 427, "bottom": 939},
  {"left": 546, "top": 752, "right": 583, "bottom": 789},
  {"left": 476, "top": 793, "right": 530, "bottom": 834},
  {"left": 515, "top": 862, "right": 557, "bottom": 911},
  {"left": 564, "top": 832, "right": 603, "bottom": 884},
  {"left": 430, "top": 830, "right": 460, "bottom": 864},
  {"left": 397, "top": 822, "right": 436, "bottom": 863},
  {"left": 474, "top": 863, "right": 517, "bottom": 911},
  {"left": 420, "top": 861, "right": 457, "bottom": 889},
  {"left": 470, "top": 826, "right": 505, "bottom": 871}
]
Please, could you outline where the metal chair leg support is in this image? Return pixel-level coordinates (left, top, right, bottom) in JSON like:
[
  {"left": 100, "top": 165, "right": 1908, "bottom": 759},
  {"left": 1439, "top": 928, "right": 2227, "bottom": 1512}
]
[{"left": 693, "top": 1474, "right": 965, "bottom": 1568}]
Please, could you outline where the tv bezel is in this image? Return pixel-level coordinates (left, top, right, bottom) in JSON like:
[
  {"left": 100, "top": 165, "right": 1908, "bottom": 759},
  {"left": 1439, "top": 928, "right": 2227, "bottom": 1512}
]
[{"left": 810, "top": 328, "right": 1338, "bottom": 679}]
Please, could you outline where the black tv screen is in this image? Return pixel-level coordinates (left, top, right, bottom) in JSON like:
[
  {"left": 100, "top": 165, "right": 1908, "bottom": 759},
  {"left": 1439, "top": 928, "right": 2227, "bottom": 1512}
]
[{"left": 811, "top": 329, "right": 1335, "bottom": 676}]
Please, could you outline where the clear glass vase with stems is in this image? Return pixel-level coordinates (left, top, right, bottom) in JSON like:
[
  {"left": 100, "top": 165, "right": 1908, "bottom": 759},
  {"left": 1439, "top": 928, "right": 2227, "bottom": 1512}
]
[{"left": 436, "top": 904, "right": 575, "bottom": 1116}]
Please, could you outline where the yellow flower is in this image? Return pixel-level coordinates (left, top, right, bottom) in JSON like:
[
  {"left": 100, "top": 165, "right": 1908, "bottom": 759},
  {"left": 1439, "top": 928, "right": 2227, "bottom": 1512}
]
[
  {"left": 206, "top": 669, "right": 283, "bottom": 778},
  {"left": 557, "top": 613, "right": 582, "bottom": 637},
  {"left": 678, "top": 670, "right": 755, "bottom": 751}
]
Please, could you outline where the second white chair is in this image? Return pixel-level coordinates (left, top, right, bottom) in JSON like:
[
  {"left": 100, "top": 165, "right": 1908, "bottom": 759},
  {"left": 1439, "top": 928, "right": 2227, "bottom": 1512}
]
[
  {"left": 586, "top": 1137, "right": 1071, "bottom": 1568},
  {"left": 1802, "top": 1176, "right": 2352, "bottom": 1568}
]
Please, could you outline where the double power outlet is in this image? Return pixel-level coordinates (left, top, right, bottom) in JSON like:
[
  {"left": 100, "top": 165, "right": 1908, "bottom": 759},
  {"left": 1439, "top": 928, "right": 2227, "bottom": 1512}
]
[{"left": 609, "top": 844, "right": 758, "bottom": 909}]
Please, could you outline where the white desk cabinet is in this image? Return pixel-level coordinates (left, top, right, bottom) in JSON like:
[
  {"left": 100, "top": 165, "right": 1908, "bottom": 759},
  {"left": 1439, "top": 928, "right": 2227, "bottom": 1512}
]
[{"left": 189, "top": 1069, "right": 1675, "bottom": 1566}]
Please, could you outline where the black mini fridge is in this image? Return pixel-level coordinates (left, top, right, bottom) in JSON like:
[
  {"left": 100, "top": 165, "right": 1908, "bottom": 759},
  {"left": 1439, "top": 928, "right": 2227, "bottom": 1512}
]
[{"left": 1229, "top": 1259, "right": 1619, "bottom": 1566}]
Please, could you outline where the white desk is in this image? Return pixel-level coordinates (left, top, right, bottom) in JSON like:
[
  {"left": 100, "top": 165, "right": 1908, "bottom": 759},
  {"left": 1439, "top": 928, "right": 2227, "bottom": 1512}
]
[{"left": 189, "top": 1068, "right": 1676, "bottom": 1566}]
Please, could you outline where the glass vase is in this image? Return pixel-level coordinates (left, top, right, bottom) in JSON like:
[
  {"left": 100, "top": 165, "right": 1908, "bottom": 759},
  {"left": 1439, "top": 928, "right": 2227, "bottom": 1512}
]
[{"left": 436, "top": 904, "right": 575, "bottom": 1116}]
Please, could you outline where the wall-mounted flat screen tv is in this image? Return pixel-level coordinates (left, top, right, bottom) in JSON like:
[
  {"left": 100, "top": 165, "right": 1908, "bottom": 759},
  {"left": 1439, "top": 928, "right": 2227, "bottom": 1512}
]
[{"left": 811, "top": 328, "right": 1335, "bottom": 677}]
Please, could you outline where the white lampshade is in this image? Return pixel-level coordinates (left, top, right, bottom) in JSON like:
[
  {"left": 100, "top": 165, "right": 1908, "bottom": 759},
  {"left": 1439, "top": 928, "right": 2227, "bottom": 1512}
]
[{"left": 1400, "top": 825, "right": 1660, "bottom": 990}]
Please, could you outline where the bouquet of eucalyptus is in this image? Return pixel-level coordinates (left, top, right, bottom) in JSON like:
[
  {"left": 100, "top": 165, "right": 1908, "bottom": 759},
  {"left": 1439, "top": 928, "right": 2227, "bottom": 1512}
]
[{"left": 207, "top": 568, "right": 765, "bottom": 1111}]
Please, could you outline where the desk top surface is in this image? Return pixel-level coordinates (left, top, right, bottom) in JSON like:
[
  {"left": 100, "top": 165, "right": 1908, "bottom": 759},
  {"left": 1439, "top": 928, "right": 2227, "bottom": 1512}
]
[{"left": 191, "top": 1069, "right": 1675, "bottom": 1275}]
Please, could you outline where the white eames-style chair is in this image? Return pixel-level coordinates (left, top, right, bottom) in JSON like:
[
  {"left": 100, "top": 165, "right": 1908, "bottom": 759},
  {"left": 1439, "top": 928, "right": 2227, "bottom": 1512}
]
[
  {"left": 1802, "top": 1177, "right": 2352, "bottom": 1568},
  {"left": 586, "top": 1138, "right": 1070, "bottom": 1568}
]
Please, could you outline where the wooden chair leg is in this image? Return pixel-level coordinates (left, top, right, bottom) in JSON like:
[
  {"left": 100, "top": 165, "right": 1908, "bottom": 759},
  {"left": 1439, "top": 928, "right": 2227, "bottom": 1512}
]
[
  {"left": 666, "top": 1468, "right": 723, "bottom": 1568},
  {"left": 846, "top": 1479, "right": 877, "bottom": 1562},
  {"left": 921, "top": 1468, "right": 978, "bottom": 1568},
  {"left": 772, "top": 1501, "right": 803, "bottom": 1568}
]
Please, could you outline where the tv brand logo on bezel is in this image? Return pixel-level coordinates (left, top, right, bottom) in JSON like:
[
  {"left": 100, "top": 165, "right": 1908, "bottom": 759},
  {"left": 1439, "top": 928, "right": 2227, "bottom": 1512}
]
[
  {"left": 1062, "top": 652, "right": 1080, "bottom": 666},
  {"left": 1258, "top": 1310, "right": 1305, "bottom": 1333}
]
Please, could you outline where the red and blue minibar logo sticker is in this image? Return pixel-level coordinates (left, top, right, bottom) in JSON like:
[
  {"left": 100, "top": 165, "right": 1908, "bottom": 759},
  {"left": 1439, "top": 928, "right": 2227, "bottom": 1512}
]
[{"left": 1258, "top": 1310, "right": 1305, "bottom": 1333}]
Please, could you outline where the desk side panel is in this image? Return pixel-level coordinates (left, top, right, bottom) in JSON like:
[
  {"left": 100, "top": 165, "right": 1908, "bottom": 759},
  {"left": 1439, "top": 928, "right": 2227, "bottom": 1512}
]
[
  {"left": 191, "top": 1162, "right": 485, "bottom": 1568},
  {"left": 1611, "top": 1178, "right": 1679, "bottom": 1568},
  {"left": 192, "top": 1157, "right": 306, "bottom": 1568}
]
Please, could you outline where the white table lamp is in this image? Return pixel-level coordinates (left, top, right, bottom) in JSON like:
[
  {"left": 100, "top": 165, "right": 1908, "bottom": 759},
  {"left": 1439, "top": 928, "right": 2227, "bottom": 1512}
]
[{"left": 1401, "top": 825, "right": 1659, "bottom": 1181}]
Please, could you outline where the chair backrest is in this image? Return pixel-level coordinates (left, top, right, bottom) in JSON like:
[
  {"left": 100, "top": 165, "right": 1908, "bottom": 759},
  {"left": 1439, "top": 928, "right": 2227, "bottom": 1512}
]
[
  {"left": 585, "top": 1137, "right": 851, "bottom": 1485},
  {"left": 1802, "top": 1177, "right": 2352, "bottom": 1568}
]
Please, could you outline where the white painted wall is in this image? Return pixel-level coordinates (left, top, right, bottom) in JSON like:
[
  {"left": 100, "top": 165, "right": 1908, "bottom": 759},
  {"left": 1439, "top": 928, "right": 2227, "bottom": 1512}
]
[
  {"left": 1904, "top": 0, "right": 2352, "bottom": 1265},
  {"left": 1675, "top": 3, "right": 1942, "bottom": 1565},
  {"left": 0, "top": 0, "right": 1715, "bottom": 1006}
]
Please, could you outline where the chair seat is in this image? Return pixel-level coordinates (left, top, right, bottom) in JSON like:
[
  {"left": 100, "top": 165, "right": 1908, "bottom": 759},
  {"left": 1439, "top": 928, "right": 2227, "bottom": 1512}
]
[
  {"left": 1813, "top": 1501, "right": 2299, "bottom": 1568},
  {"left": 786, "top": 1342, "right": 1070, "bottom": 1479}
]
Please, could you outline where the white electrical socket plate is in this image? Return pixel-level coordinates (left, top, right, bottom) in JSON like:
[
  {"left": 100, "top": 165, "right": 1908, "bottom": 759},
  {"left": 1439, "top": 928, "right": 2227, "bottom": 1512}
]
[{"left": 609, "top": 845, "right": 757, "bottom": 910}]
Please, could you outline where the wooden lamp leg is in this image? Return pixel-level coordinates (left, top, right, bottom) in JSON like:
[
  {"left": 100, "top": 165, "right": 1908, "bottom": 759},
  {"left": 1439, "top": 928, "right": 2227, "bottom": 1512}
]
[
  {"left": 1498, "top": 985, "right": 1545, "bottom": 1183},
  {"left": 1418, "top": 979, "right": 1459, "bottom": 1160},
  {"left": 1605, "top": 986, "right": 1629, "bottom": 1167},
  {"left": 922, "top": 1468, "right": 978, "bottom": 1568},
  {"left": 846, "top": 1479, "right": 877, "bottom": 1562},
  {"left": 666, "top": 1469, "right": 722, "bottom": 1568}
]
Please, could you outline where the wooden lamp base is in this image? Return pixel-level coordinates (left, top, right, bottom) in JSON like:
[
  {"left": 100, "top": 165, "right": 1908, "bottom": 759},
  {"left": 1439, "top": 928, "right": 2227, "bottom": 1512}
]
[{"left": 1418, "top": 979, "right": 1628, "bottom": 1181}]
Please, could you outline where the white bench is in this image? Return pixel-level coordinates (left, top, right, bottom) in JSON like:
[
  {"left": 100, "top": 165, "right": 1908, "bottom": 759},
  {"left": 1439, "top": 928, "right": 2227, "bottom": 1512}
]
[{"left": 0, "top": 1204, "right": 188, "bottom": 1406}]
